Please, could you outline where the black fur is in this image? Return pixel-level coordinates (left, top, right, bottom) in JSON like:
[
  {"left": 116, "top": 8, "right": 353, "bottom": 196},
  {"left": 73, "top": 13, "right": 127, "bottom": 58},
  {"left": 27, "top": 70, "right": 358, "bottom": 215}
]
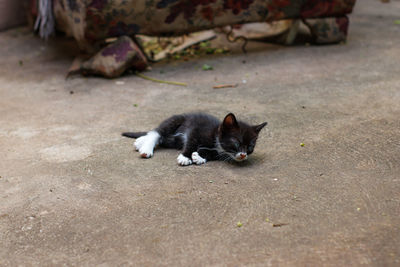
[
  {"left": 121, "top": 132, "right": 147, "bottom": 138},
  {"left": 122, "top": 112, "right": 267, "bottom": 162}
]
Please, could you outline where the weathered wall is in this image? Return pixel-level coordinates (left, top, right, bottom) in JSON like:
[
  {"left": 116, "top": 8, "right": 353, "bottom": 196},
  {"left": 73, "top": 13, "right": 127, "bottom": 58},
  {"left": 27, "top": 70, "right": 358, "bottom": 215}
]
[{"left": 0, "top": 0, "right": 27, "bottom": 31}]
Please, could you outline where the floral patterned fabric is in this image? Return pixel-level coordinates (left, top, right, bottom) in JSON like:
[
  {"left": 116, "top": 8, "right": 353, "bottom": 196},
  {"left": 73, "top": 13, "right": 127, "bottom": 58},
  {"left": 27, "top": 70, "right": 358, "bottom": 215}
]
[
  {"left": 79, "top": 36, "right": 148, "bottom": 78},
  {"left": 54, "top": 0, "right": 356, "bottom": 51}
]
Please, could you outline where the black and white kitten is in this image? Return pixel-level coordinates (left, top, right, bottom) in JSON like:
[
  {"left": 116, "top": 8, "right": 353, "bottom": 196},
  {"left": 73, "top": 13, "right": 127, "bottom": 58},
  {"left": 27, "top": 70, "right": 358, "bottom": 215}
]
[{"left": 122, "top": 113, "right": 267, "bottom": 166}]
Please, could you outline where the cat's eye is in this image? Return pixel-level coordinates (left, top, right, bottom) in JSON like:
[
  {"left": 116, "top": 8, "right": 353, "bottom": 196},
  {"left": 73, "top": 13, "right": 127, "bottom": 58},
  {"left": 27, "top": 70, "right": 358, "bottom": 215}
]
[
  {"left": 234, "top": 142, "right": 240, "bottom": 149},
  {"left": 230, "top": 138, "right": 240, "bottom": 149},
  {"left": 248, "top": 141, "right": 255, "bottom": 153}
]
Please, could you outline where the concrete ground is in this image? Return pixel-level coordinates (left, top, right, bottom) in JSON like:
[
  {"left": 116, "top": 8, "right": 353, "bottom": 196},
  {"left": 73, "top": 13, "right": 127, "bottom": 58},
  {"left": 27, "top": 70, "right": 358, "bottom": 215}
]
[{"left": 1, "top": 1, "right": 399, "bottom": 266}]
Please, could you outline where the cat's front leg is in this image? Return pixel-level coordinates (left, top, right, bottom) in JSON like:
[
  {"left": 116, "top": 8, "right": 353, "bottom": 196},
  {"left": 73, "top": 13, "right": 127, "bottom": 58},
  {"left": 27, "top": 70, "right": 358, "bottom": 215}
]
[
  {"left": 177, "top": 154, "right": 192, "bottom": 166},
  {"left": 177, "top": 138, "right": 197, "bottom": 166},
  {"left": 191, "top": 152, "right": 207, "bottom": 165}
]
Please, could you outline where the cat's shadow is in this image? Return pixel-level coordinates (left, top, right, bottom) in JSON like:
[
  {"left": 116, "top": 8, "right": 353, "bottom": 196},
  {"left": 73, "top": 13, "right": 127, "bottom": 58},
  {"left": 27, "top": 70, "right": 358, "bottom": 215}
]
[
  {"left": 228, "top": 154, "right": 265, "bottom": 168},
  {"left": 151, "top": 148, "right": 266, "bottom": 168}
]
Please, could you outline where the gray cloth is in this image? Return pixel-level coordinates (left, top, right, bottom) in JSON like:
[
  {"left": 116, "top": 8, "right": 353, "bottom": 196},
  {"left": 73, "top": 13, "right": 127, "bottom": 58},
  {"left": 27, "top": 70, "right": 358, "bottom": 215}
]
[{"left": 34, "top": 0, "right": 55, "bottom": 39}]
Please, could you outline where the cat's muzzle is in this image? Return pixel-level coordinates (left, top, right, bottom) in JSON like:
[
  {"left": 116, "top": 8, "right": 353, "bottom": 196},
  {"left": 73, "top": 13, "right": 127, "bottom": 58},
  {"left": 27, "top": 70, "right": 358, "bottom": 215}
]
[{"left": 234, "top": 152, "right": 248, "bottom": 162}]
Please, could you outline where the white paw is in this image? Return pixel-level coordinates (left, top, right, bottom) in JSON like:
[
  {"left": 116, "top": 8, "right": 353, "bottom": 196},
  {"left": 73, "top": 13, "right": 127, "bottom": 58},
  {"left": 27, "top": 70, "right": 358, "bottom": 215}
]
[
  {"left": 139, "top": 145, "right": 154, "bottom": 158},
  {"left": 134, "top": 131, "right": 160, "bottom": 158},
  {"left": 134, "top": 136, "right": 146, "bottom": 151},
  {"left": 177, "top": 154, "right": 192, "bottom": 166},
  {"left": 191, "top": 152, "right": 206, "bottom": 165}
]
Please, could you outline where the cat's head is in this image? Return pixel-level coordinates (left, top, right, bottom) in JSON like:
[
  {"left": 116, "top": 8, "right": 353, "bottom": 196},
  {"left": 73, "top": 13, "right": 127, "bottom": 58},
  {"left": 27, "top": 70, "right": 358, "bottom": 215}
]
[{"left": 217, "top": 113, "right": 267, "bottom": 162}]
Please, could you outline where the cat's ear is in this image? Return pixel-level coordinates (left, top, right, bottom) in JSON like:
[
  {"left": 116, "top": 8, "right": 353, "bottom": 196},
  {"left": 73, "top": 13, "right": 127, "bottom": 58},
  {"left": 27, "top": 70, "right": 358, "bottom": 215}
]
[
  {"left": 222, "top": 113, "right": 239, "bottom": 130},
  {"left": 253, "top": 122, "right": 267, "bottom": 134}
]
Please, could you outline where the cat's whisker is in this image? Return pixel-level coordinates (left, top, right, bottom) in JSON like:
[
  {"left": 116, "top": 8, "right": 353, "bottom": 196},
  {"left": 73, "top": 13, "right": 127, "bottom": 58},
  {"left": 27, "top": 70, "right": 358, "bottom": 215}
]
[
  {"left": 216, "top": 152, "right": 234, "bottom": 162},
  {"left": 223, "top": 156, "right": 233, "bottom": 162}
]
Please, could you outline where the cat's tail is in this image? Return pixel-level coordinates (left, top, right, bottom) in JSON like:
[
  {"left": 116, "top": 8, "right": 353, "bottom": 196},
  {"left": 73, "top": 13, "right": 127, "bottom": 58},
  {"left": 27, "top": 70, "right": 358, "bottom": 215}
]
[{"left": 121, "top": 132, "right": 147, "bottom": 139}]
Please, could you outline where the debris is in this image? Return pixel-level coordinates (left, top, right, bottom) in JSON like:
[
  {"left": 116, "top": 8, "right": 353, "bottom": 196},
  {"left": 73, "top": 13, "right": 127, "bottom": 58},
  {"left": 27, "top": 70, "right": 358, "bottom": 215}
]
[
  {"left": 222, "top": 21, "right": 293, "bottom": 41},
  {"left": 265, "top": 218, "right": 270, "bottom": 222},
  {"left": 272, "top": 223, "right": 288, "bottom": 227},
  {"left": 209, "top": 180, "right": 213, "bottom": 183},
  {"left": 300, "top": 143, "right": 305, "bottom": 147},
  {"left": 202, "top": 64, "right": 213, "bottom": 71},
  {"left": 226, "top": 26, "right": 249, "bottom": 53},
  {"left": 357, "top": 207, "right": 361, "bottom": 211},
  {"left": 242, "top": 79, "right": 247, "bottom": 84},
  {"left": 284, "top": 19, "right": 300, "bottom": 45},
  {"left": 140, "top": 30, "right": 217, "bottom": 61},
  {"left": 39, "top": 210, "right": 49, "bottom": 216},
  {"left": 237, "top": 222, "right": 243, "bottom": 227},
  {"left": 213, "top": 84, "right": 238, "bottom": 89},
  {"left": 273, "top": 178, "right": 278, "bottom": 181},
  {"left": 199, "top": 41, "right": 210, "bottom": 48},
  {"left": 224, "top": 181, "right": 229, "bottom": 184},
  {"left": 214, "top": 48, "right": 226, "bottom": 54},
  {"left": 135, "top": 72, "right": 187, "bottom": 86},
  {"left": 115, "top": 81, "right": 125, "bottom": 85},
  {"left": 206, "top": 47, "right": 215, "bottom": 54},
  {"left": 105, "top": 37, "right": 118, "bottom": 43}
]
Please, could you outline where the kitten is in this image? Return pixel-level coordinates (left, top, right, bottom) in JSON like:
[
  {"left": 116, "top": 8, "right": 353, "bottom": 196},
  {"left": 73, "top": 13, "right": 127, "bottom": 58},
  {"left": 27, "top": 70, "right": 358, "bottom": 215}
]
[{"left": 122, "top": 113, "right": 267, "bottom": 166}]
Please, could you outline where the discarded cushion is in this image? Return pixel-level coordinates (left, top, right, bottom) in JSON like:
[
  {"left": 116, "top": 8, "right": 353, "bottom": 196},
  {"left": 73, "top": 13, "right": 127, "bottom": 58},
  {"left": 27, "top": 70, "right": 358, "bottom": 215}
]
[{"left": 51, "top": 0, "right": 356, "bottom": 51}]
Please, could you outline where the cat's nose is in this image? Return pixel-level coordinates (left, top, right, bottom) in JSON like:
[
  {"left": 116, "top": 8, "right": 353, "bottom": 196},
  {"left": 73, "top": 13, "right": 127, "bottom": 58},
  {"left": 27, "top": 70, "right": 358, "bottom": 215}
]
[{"left": 235, "top": 152, "right": 247, "bottom": 161}]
